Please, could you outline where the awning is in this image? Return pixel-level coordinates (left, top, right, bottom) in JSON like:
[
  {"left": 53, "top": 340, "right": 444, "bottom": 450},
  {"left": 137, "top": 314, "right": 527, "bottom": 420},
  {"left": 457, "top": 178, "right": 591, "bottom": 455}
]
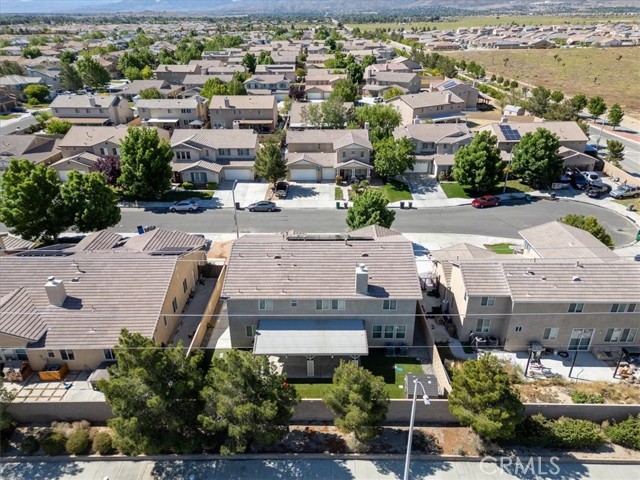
[
  {"left": 189, "top": 119, "right": 204, "bottom": 126},
  {"left": 238, "top": 119, "right": 273, "bottom": 125},
  {"left": 145, "top": 118, "right": 180, "bottom": 124},
  {"left": 63, "top": 117, "right": 109, "bottom": 125},
  {"left": 429, "top": 113, "right": 467, "bottom": 122},
  {"left": 254, "top": 319, "right": 368, "bottom": 356}
]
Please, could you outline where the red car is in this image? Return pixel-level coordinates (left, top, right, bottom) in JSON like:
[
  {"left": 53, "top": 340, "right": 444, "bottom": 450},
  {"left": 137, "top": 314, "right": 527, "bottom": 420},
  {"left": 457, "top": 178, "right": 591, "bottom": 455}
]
[{"left": 471, "top": 195, "right": 501, "bottom": 208}]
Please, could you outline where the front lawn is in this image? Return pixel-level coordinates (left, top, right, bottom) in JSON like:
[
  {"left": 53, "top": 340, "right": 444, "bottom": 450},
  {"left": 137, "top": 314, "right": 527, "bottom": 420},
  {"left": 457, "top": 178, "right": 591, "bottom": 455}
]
[
  {"left": 440, "top": 180, "right": 532, "bottom": 199},
  {"left": 0, "top": 113, "right": 20, "bottom": 120},
  {"left": 440, "top": 182, "right": 470, "bottom": 199},
  {"left": 485, "top": 243, "right": 516, "bottom": 254},
  {"left": 613, "top": 197, "right": 640, "bottom": 211},
  {"left": 500, "top": 180, "right": 533, "bottom": 194},
  {"left": 381, "top": 179, "right": 413, "bottom": 202},
  {"left": 161, "top": 190, "right": 214, "bottom": 201},
  {"left": 334, "top": 186, "right": 344, "bottom": 200}
]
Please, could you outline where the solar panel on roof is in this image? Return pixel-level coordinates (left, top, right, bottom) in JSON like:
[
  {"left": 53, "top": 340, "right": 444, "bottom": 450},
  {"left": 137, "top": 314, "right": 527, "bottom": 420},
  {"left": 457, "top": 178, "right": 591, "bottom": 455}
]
[
  {"left": 442, "top": 80, "right": 457, "bottom": 89},
  {"left": 499, "top": 124, "right": 521, "bottom": 141}
]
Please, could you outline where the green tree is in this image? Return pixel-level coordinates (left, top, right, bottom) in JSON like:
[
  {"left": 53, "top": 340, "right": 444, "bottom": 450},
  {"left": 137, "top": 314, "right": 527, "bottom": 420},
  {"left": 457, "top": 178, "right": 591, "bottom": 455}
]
[
  {"left": 124, "top": 66, "right": 142, "bottom": 81},
  {"left": 323, "top": 361, "right": 390, "bottom": 442},
  {"left": 257, "top": 50, "right": 274, "bottom": 65},
  {"left": 346, "top": 61, "right": 364, "bottom": 85},
  {"left": 361, "top": 54, "right": 377, "bottom": 68},
  {"left": 242, "top": 52, "right": 257, "bottom": 73},
  {"left": 330, "top": 79, "right": 358, "bottom": 102},
  {"left": 199, "top": 350, "right": 300, "bottom": 455},
  {"left": 138, "top": 87, "right": 163, "bottom": 99},
  {"left": 452, "top": 131, "right": 505, "bottom": 195},
  {"left": 351, "top": 104, "right": 402, "bottom": 145},
  {"left": 119, "top": 127, "right": 173, "bottom": 200},
  {"left": 346, "top": 188, "right": 395, "bottom": 230},
  {"left": 22, "top": 46, "right": 41, "bottom": 58},
  {"left": 383, "top": 87, "right": 404, "bottom": 100},
  {"left": 525, "top": 86, "right": 551, "bottom": 117},
  {"left": 550, "top": 90, "right": 564, "bottom": 103},
  {"left": 254, "top": 141, "right": 285, "bottom": 184},
  {"left": 0, "top": 60, "right": 24, "bottom": 76},
  {"left": 321, "top": 96, "right": 350, "bottom": 129},
  {"left": 373, "top": 137, "right": 416, "bottom": 179},
  {"left": 23, "top": 84, "right": 49, "bottom": 103},
  {"left": 1, "top": 377, "right": 17, "bottom": 452},
  {"left": 559, "top": 214, "right": 614, "bottom": 247},
  {"left": 0, "top": 159, "right": 67, "bottom": 243},
  {"left": 60, "top": 171, "right": 121, "bottom": 232},
  {"left": 587, "top": 96, "right": 607, "bottom": 121},
  {"left": 59, "top": 50, "right": 77, "bottom": 64},
  {"left": 606, "top": 139, "right": 625, "bottom": 167},
  {"left": 448, "top": 355, "right": 524, "bottom": 440},
  {"left": 140, "top": 65, "right": 154, "bottom": 80},
  {"left": 607, "top": 103, "right": 624, "bottom": 130},
  {"left": 77, "top": 56, "right": 111, "bottom": 88},
  {"left": 569, "top": 93, "right": 588, "bottom": 112},
  {"left": 98, "top": 330, "right": 205, "bottom": 455},
  {"left": 45, "top": 118, "right": 72, "bottom": 135},
  {"left": 301, "top": 102, "right": 323, "bottom": 127},
  {"left": 510, "top": 128, "right": 563, "bottom": 189},
  {"left": 60, "top": 62, "right": 83, "bottom": 91}
]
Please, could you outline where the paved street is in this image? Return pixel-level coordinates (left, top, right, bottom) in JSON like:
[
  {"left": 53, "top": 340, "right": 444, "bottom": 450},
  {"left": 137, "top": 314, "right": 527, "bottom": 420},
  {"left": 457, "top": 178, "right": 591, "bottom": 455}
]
[
  {"left": 588, "top": 125, "right": 640, "bottom": 176},
  {"left": 1, "top": 458, "right": 639, "bottom": 480}
]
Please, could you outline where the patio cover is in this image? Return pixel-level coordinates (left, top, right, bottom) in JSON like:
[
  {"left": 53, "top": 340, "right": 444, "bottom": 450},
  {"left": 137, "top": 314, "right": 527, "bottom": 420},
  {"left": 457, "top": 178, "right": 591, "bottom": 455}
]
[
  {"left": 429, "top": 113, "right": 466, "bottom": 122},
  {"left": 64, "top": 117, "right": 109, "bottom": 125},
  {"left": 238, "top": 119, "right": 273, "bottom": 124},
  {"left": 254, "top": 319, "right": 368, "bottom": 356},
  {"left": 145, "top": 118, "right": 180, "bottom": 123}
]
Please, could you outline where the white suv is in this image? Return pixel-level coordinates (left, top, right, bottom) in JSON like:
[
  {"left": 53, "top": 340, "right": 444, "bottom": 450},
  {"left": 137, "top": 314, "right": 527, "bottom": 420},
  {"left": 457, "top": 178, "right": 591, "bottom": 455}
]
[{"left": 610, "top": 185, "right": 640, "bottom": 199}]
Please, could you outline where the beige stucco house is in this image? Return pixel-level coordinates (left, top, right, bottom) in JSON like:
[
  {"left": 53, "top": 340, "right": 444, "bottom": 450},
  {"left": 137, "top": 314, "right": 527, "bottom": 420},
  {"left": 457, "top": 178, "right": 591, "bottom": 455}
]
[
  {"left": 390, "top": 91, "right": 466, "bottom": 125},
  {"left": 50, "top": 95, "right": 134, "bottom": 126},
  {"left": 137, "top": 96, "right": 209, "bottom": 130},
  {"left": 209, "top": 95, "right": 278, "bottom": 132}
]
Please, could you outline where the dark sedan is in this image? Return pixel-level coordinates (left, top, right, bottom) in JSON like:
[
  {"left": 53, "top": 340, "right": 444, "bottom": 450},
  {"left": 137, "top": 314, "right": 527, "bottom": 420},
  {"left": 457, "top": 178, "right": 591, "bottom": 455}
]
[
  {"left": 471, "top": 195, "right": 501, "bottom": 209},
  {"left": 585, "top": 184, "right": 612, "bottom": 198}
]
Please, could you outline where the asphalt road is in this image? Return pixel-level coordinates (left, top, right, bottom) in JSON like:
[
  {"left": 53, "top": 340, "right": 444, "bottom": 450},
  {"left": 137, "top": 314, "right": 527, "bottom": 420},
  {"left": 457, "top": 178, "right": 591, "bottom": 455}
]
[
  {"left": 105, "top": 199, "right": 638, "bottom": 246},
  {"left": 589, "top": 125, "right": 640, "bottom": 176}
]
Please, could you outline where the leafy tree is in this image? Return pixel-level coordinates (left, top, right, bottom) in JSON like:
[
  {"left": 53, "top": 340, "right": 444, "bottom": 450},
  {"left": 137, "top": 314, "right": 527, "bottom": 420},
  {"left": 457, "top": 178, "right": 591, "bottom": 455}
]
[
  {"left": 607, "top": 103, "right": 624, "bottom": 130},
  {"left": 157, "top": 48, "right": 176, "bottom": 65},
  {"left": 60, "top": 171, "right": 121, "bottom": 232},
  {"left": 449, "top": 354, "right": 524, "bottom": 440},
  {"left": 138, "top": 87, "right": 163, "bottom": 99},
  {"left": 1, "top": 377, "right": 17, "bottom": 448},
  {"left": 117, "top": 49, "right": 154, "bottom": 75},
  {"left": 510, "top": 128, "right": 563, "bottom": 189},
  {"left": 35, "top": 110, "right": 53, "bottom": 125},
  {"left": 550, "top": 90, "right": 564, "bottom": 103},
  {"left": 200, "top": 78, "right": 246, "bottom": 99},
  {"left": 98, "top": 330, "right": 206, "bottom": 455},
  {"left": 361, "top": 54, "right": 377, "bottom": 68},
  {"left": 124, "top": 66, "right": 142, "bottom": 81},
  {"left": 383, "top": 87, "right": 404, "bottom": 100},
  {"left": 60, "top": 62, "right": 83, "bottom": 91},
  {"left": 59, "top": 50, "right": 77, "bottom": 64},
  {"left": 119, "top": 127, "right": 173, "bottom": 200},
  {"left": 351, "top": 104, "right": 401, "bottom": 145},
  {"left": 77, "top": 56, "right": 111, "bottom": 88},
  {"left": 289, "top": 83, "right": 305, "bottom": 101},
  {"left": 96, "top": 156, "right": 122, "bottom": 186},
  {"left": 569, "top": 93, "right": 588, "bottom": 112},
  {"left": 242, "top": 52, "right": 257, "bottom": 74},
  {"left": 199, "top": 349, "right": 299, "bottom": 455},
  {"left": 257, "top": 50, "right": 274, "bottom": 65},
  {"left": 559, "top": 214, "right": 614, "bottom": 247},
  {"left": 346, "top": 61, "right": 364, "bottom": 85},
  {"left": 330, "top": 79, "right": 358, "bottom": 102},
  {"left": 346, "top": 188, "right": 395, "bottom": 230},
  {"left": 544, "top": 101, "right": 580, "bottom": 122},
  {"left": 587, "top": 96, "right": 607, "bottom": 121},
  {"left": 22, "top": 46, "right": 42, "bottom": 58},
  {"left": 0, "top": 60, "right": 25, "bottom": 76},
  {"left": 301, "top": 102, "right": 323, "bottom": 127},
  {"left": 606, "top": 139, "right": 625, "bottom": 167},
  {"left": 321, "top": 96, "right": 350, "bottom": 129},
  {"left": 525, "top": 86, "right": 551, "bottom": 117},
  {"left": 140, "top": 65, "right": 154, "bottom": 80},
  {"left": 23, "top": 84, "right": 49, "bottom": 103},
  {"left": 452, "top": 131, "right": 505, "bottom": 195},
  {"left": 46, "top": 119, "right": 72, "bottom": 135},
  {"left": 373, "top": 137, "right": 416, "bottom": 179},
  {"left": 254, "top": 141, "right": 285, "bottom": 184},
  {"left": 0, "top": 159, "right": 67, "bottom": 243},
  {"left": 323, "top": 361, "right": 390, "bottom": 442}
]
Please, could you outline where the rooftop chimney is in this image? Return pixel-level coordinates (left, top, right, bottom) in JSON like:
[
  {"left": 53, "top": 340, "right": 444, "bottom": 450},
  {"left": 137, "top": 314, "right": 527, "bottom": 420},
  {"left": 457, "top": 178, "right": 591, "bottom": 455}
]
[
  {"left": 355, "top": 264, "right": 369, "bottom": 295},
  {"left": 45, "top": 276, "right": 67, "bottom": 307},
  {"left": 223, "top": 97, "right": 230, "bottom": 108},
  {"left": 88, "top": 96, "right": 96, "bottom": 107},
  {"left": 445, "top": 91, "right": 452, "bottom": 103}
]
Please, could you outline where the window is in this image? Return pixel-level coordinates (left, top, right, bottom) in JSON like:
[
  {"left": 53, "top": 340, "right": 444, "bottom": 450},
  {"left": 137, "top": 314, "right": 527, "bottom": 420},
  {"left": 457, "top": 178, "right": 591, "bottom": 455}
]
[
  {"left": 168, "top": 109, "right": 172, "bottom": 113},
  {"left": 190, "top": 172, "right": 206, "bottom": 183},
  {"left": 99, "top": 147, "right": 107, "bottom": 155},
  {"left": 176, "top": 151, "right": 191, "bottom": 160},
  {"left": 60, "top": 349, "right": 75, "bottom": 361},
  {"left": 290, "top": 299, "right": 298, "bottom": 308},
  {"left": 112, "top": 148, "right": 118, "bottom": 156},
  {"left": 172, "top": 297, "right": 178, "bottom": 313},
  {"left": 605, "top": 328, "right": 637, "bottom": 343},
  {"left": 258, "top": 299, "right": 273, "bottom": 311},
  {"left": 103, "top": 349, "right": 115, "bottom": 360},
  {"left": 47, "top": 350, "right": 55, "bottom": 358},
  {"left": 315, "top": 299, "right": 344, "bottom": 310},
  {"left": 383, "top": 299, "right": 397, "bottom": 310},
  {"left": 475, "top": 318, "right": 490, "bottom": 333},
  {"left": 360, "top": 151, "right": 364, "bottom": 158},
  {"left": 384, "top": 325, "right": 395, "bottom": 339},
  {"left": 568, "top": 328, "right": 593, "bottom": 351},
  {"left": 543, "top": 327, "right": 559, "bottom": 340},
  {"left": 181, "top": 108, "right": 192, "bottom": 113},
  {"left": 183, "top": 119, "right": 189, "bottom": 126},
  {"left": 480, "top": 296, "right": 495, "bottom": 307},
  {"left": 246, "top": 325, "right": 256, "bottom": 337},
  {"left": 183, "top": 278, "right": 188, "bottom": 293},
  {"left": 373, "top": 325, "right": 382, "bottom": 339},
  {"left": 395, "top": 326, "right": 407, "bottom": 339},
  {"left": 611, "top": 303, "right": 635, "bottom": 313},
  {"left": 342, "top": 151, "right": 346, "bottom": 158},
  {"left": 514, "top": 326, "right": 523, "bottom": 333},
  {"left": 237, "top": 149, "right": 249, "bottom": 156},
  {"left": 163, "top": 316, "right": 167, "bottom": 327},
  {"left": 218, "top": 148, "right": 230, "bottom": 156},
  {"left": 569, "top": 303, "right": 584, "bottom": 313}
]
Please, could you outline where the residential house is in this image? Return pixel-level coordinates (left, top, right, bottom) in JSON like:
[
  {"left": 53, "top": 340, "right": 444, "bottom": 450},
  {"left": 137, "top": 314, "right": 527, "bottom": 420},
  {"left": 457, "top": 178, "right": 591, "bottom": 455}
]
[
  {"left": 254, "top": 64, "right": 297, "bottom": 82},
  {"left": 137, "top": 96, "right": 209, "bottom": 130},
  {"left": 304, "top": 72, "right": 346, "bottom": 100},
  {"left": 480, "top": 121, "right": 589, "bottom": 153},
  {"left": 431, "top": 78, "right": 479, "bottom": 110},
  {"left": 154, "top": 64, "right": 201, "bottom": 85},
  {"left": 26, "top": 66, "right": 61, "bottom": 91},
  {"left": 288, "top": 101, "right": 354, "bottom": 130},
  {"left": 390, "top": 91, "right": 466, "bottom": 125},
  {"left": 0, "top": 233, "right": 35, "bottom": 255},
  {"left": 170, "top": 128, "right": 259, "bottom": 184},
  {"left": 0, "top": 134, "right": 62, "bottom": 172},
  {"left": 0, "top": 93, "right": 19, "bottom": 112},
  {"left": 0, "top": 75, "right": 47, "bottom": 102},
  {"left": 393, "top": 124, "right": 473, "bottom": 175},
  {"left": 285, "top": 129, "right": 373, "bottom": 182},
  {"left": 50, "top": 95, "right": 134, "bottom": 126},
  {"left": 182, "top": 74, "right": 235, "bottom": 91},
  {"left": 209, "top": 95, "right": 278, "bottom": 132},
  {"left": 243, "top": 74, "right": 290, "bottom": 101},
  {"left": 221, "top": 226, "right": 422, "bottom": 377},
  {"left": 115, "top": 80, "right": 183, "bottom": 101},
  {"left": 362, "top": 68, "right": 421, "bottom": 97}
]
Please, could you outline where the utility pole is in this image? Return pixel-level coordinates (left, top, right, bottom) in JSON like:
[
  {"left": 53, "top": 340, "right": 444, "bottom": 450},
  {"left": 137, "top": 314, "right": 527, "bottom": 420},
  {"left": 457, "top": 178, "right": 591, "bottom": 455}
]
[{"left": 231, "top": 180, "right": 239, "bottom": 239}]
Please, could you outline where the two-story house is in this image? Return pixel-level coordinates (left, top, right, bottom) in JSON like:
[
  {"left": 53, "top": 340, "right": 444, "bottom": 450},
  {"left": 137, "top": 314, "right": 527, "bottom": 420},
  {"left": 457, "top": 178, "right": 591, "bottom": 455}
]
[
  {"left": 393, "top": 124, "right": 473, "bottom": 176},
  {"left": 136, "top": 96, "right": 209, "bottom": 130},
  {"left": 209, "top": 95, "right": 278, "bottom": 132},
  {"left": 0, "top": 75, "right": 47, "bottom": 102},
  {"left": 26, "top": 66, "right": 61, "bottom": 91},
  {"left": 285, "top": 129, "right": 373, "bottom": 182},
  {"left": 480, "top": 121, "right": 589, "bottom": 154},
  {"left": 154, "top": 64, "right": 201, "bottom": 85},
  {"left": 0, "top": 134, "right": 62, "bottom": 171},
  {"left": 50, "top": 95, "right": 134, "bottom": 126},
  {"left": 243, "top": 74, "right": 290, "bottom": 101},
  {"left": 305, "top": 72, "right": 347, "bottom": 100},
  {"left": 115, "top": 80, "right": 183, "bottom": 101},
  {"left": 431, "top": 78, "right": 480, "bottom": 110},
  {"left": 390, "top": 91, "right": 466, "bottom": 125},
  {"left": 170, "top": 129, "right": 259, "bottom": 184},
  {"left": 362, "top": 68, "right": 421, "bottom": 97},
  {"left": 222, "top": 226, "right": 422, "bottom": 378}
]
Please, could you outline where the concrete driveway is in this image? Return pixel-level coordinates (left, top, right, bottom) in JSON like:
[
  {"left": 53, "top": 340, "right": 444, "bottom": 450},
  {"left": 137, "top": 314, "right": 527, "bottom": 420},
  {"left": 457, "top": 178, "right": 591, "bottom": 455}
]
[
  {"left": 215, "top": 181, "right": 269, "bottom": 208},
  {"left": 276, "top": 182, "right": 337, "bottom": 208},
  {"left": 398, "top": 174, "right": 447, "bottom": 200}
]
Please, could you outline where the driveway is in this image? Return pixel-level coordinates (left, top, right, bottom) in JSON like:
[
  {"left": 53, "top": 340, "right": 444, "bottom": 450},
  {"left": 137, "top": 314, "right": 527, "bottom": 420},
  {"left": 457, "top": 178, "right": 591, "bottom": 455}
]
[
  {"left": 215, "top": 181, "right": 269, "bottom": 208},
  {"left": 276, "top": 182, "right": 337, "bottom": 209},
  {"left": 398, "top": 174, "right": 447, "bottom": 201}
]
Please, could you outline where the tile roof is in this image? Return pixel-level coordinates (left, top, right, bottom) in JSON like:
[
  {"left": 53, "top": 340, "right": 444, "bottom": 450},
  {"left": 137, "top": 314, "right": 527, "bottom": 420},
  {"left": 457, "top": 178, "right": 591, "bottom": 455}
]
[
  {"left": 485, "top": 121, "right": 588, "bottom": 143},
  {"left": 71, "top": 231, "right": 123, "bottom": 251},
  {"left": 0, "top": 233, "right": 35, "bottom": 251},
  {"left": 123, "top": 228, "right": 206, "bottom": 252},
  {"left": 286, "top": 129, "right": 372, "bottom": 150},
  {"left": 0, "top": 287, "right": 47, "bottom": 341},
  {"left": 51, "top": 95, "right": 119, "bottom": 109},
  {"left": 396, "top": 91, "right": 465, "bottom": 109},
  {"left": 393, "top": 124, "right": 471, "bottom": 143},
  {"left": 58, "top": 125, "right": 169, "bottom": 148},
  {"left": 136, "top": 97, "right": 203, "bottom": 109},
  {"left": 209, "top": 95, "right": 276, "bottom": 109},
  {"left": 171, "top": 129, "right": 258, "bottom": 150}
]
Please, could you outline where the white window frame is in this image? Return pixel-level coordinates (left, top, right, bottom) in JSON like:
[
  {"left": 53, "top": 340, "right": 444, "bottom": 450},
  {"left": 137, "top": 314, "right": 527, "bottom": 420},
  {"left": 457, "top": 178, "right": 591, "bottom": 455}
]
[
  {"left": 543, "top": 327, "right": 559, "bottom": 340},
  {"left": 605, "top": 328, "right": 638, "bottom": 343},
  {"left": 258, "top": 299, "right": 273, "bottom": 311},
  {"left": 395, "top": 325, "right": 407, "bottom": 339},
  {"left": 480, "top": 296, "right": 495, "bottom": 307},
  {"left": 372, "top": 325, "right": 382, "bottom": 339},
  {"left": 60, "top": 349, "right": 75, "bottom": 361},
  {"left": 569, "top": 302, "right": 584, "bottom": 313},
  {"left": 383, "top": 299, "right": 397, "bottom": 310},
  {"left": 103, "top": 349, "right": 115, "bottom": 360},
  {"left": 475, "top": 318, "right": 490, "bottom": 333},
  {"left": 383, "top": 325, "right": 395, "bottom": 339},
  {"left": 568, "top": 328, "right": 593, "bottom": 351}
]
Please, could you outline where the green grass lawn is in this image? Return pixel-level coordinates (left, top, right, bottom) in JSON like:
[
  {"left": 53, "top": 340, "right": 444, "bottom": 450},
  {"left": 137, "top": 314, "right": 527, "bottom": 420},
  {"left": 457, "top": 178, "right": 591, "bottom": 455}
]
[
  {"left": 290, "top": 379, "right": 333, "bottom": 399},
  {"left": 613, "top": 197, "right": 640, "bottom": 211},
  {"left": 334, "top": 186, "right": 344, "bottom": 201},
  {"left": 484, "top": 243, "right": 516, "bottom": 255},
  {"left": 0, "top": 113, "right": 20, "bottom": 120},
  {"left": 440, "top": 182, "right": 471, "bottom": 199},
  {"left": 381, "top": 179, "right": 413, "bottom": 202},
  {"left": 499, "top": 180, "right": 533, "bottom": 194},
  {"left": 440, "top": 180, "right": 532, "bottom": 199}
]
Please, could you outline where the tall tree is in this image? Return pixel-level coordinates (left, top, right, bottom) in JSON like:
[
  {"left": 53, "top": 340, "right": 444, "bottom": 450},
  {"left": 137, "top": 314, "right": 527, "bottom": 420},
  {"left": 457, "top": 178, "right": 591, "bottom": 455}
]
[
  {"left": 606, "top": 140, "right": 625, "bottom": 168},
  {"left": 301, "top": 103, "right": 323, "bottom": 128},
  {"left": 23, "top": 84, "right": 49, "bottom": 103},
  {"left": 124, "top": 66, "right": 142, "bottom": 81},
  {"left": 98, "top": 330, "right": 206, "bottom": 455},
  {"left": 138, "top": 87, "right": 163, "bottom": 99},
  {"left": 346, "top": 61, "right": 364, "bottom": 85},
  {"left": 587, "top": 96, "right": 607, "bottom": 121},
  {"left": 140, "top": 65, "right": 154, "bottom": 80},
  {"left": 324, "top": 361, "right": 390, "bottom": 442},
  {"left": 45, "top": 119, "right": 72, "bottom": 135},
  {"left": 568, "top": 93, "right": 588, "bottom": 112},
  {"left": 346, "top": 188, "right": 395, "bottom": 230},
  {"left": 373, "top": 137, "right": 416, "bottom": 179},
  {"left": 59, "top": 50, "right": 77, "bottom": 65},
  {"left": 383, "top": 87, "right": 404, "bottom": 100},
  {"left": 351, "top": 104, "right": 401, "bottom": 145},
  {"left": 77, "top": 56, "right": 111, "bottom": 88},
  {"left": 0, "top": 159, "right": 68, "bottom": 243},
  {"left": 60, "top": 62, "right": 83, "bottom": 91},
  {"left": 0, "top": 60, "right": 25, "bottom": 76},
  {"left": 257, "top": 50, "right": 274, "bottom": 65},
  {"left": 448, "top": 355, "right": 524, "bottom": 441},
  {"left": 330, "top": 79, "right": 359, "bottom": 102},
  {"left": 119, "top": 127, "right": 173, "bottom": 200},
  {"left": 321, "top": 96, "right": 350, "bottom": 129},
  {"left": 550, "top": 90, "right": 564, "bottom": 103},
  {"left": 241, "top": 52, "right": 257, "bottom": 74},
  {"left": 0, "top": 377, "right": 16, "bottom": 453},
  {"left": 607, "top": 103, "right": 624, "bottom": 131},
  {"left": 452, "top": 131, "right": 505, "bottom": 195},
  {"left": 510, "top": 128, "right": 563, "bottom": 189},
  {"left": 60, "top": 171, "right": 121, "bottom": 232},
  {"left": 96, "top": 156, "right": 122, "bottom": 186},
  {"left": 254, "top": 141, "right": 286, "bottom": 184},
  {"left": 559, "top": 214, "right": 614, "bottom": 247},
  {"left": 199, "top": 350, "right": 299, "bottom": 455},
  {"left": 525, "top": 86, "right": 551, "bottom": 118}
]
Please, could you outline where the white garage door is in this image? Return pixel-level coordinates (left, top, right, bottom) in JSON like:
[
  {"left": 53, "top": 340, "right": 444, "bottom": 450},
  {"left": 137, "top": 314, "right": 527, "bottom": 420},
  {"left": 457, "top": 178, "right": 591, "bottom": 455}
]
[
  {"left": 224, "top": 169, "right": 253, "bottom": 181},
  {"left": 322, "top": 168, "right": 335, "bottom": 180},
  {"left": 58, "top": 170, "right": 70, "bottom": 181},
  {"left": 411, "top": 161, "right": 433, "bottom": 174},
  {"left": 307, "top": 92, "right": 323, "bottom": 100},
  {"left": 291, "top": 169, "right": 317, "bottom": 182}
]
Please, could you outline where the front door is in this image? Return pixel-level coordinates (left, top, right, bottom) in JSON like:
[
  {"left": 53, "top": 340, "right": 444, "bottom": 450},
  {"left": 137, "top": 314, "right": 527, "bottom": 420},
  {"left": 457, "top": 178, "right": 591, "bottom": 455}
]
[{"left": 568, "top": 328, "right": 594, "bottom": 351}]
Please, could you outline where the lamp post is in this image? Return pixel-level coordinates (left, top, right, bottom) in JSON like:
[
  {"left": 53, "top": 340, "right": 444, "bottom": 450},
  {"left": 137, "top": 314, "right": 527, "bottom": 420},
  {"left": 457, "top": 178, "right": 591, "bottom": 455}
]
[
  {"left": 231, "top": 179, "right": 239, "bottom": 239},
  {"left": 403, "top": 377, "right": 431, "bottom": 480}
]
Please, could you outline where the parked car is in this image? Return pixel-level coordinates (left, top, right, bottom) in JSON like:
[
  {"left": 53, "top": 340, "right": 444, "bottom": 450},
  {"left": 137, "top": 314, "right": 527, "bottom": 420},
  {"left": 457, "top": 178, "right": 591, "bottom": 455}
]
[
  {"left": 581, "top": 171, "right": 600, "bottom": 183},
  {"left": 585, "top": 184, "right": 612, "bottom": 198},
  {"left": 635, "top": 253, "right": 640, "bottom": 262},
  {"left": 12, "top": 106, "right": 27, "bottom": 113},
  {"left": 610, "top": 184, "right": 640, "bottom": 199},
  {"left": 247, "top": 201, "right": 277, "bottom": 212},
  {"left": 169, "top": 200, "right": 199, "bottom": 212},
  {"left": 569, "top": 173, "right": 589, "bottom": 190},
  {"left": 471, "top": 195, "right": 501, "bottom": 208},
  {"left": 273, "top": 181, "right": 289, "bottom": 198}
]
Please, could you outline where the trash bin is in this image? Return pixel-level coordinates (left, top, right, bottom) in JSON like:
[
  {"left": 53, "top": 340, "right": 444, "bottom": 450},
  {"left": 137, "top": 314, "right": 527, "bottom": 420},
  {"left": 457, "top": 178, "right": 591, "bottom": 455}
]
[
  {"left": 636, "top": 230, "right": 640, "bottom": 242},
  {"left": 550, "top": 192, "right": 556, "bottom": 200},
  {"left": 627, "top": 204, "right": 636, "bottom": 211},
  {"left": 136, "top": 226, "right": 144, "bottom": 235},
  {"left": 524, "top": 194, "right": 531, "bottom": 203},
  {"left": 400, "top": 201, "right": 405, "bottom": 209},
  {"left": 343, "top": 201, "right": 348, "bottom": 209},
  {"left": 336, "top": 201, "right": 341, "bottom": 209},
  {"left": 408, "top": 201, "right": 413, "bottom": 209},
  {"left": 235, "top": 202, "right": 240, "bottom": 210}
]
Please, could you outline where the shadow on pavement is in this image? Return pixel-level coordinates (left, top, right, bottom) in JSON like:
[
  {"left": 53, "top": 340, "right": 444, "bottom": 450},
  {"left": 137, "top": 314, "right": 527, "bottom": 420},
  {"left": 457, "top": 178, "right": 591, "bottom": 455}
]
[
  {"left": 372, "top": 459, "right": 453, "bottom": 478},
  {"left": 0, "top": 462, "right": 84, "bottom": 480},
  {"left": 289, "top": 185, "right": 321, "bottom": 199}
]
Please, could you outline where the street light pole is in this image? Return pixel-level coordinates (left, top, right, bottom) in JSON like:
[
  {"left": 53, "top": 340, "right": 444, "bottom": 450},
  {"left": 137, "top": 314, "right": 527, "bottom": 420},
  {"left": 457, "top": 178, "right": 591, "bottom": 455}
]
[
  {"left": 503, "top": 150, "right": 513, "bottom": 194},
  {"left": 231, "top": 180, "right": 239, "bottom": 239},
  {"left": 596, "top": 115, "right": 606, "bottom": 149},
  {"left": 403, "top": 378, "right": 431, "bottom": 480}
]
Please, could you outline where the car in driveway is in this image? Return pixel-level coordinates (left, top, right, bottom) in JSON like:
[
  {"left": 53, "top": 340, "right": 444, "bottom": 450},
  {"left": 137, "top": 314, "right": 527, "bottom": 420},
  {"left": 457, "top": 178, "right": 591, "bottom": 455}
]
[
  {"left": 471, "top": 195, "right": 501, "bottom": 208},
  {"left": 247, "top": 201, "right": 277, "bottom": 212},
  {"left": 610, "top": 184, "right": 640, "bottom": 199},
  {"left": 273, "top": 181, "right": 289, "bottom": 198},
  {"left": 169, "top": 200, "right": 199, "bottom": 212},
  {"left": 585, "top": 183, "right": 612, "bottom": 198},
  {"left": 569, "top": 172, "right": 589, "bottom": 190}
]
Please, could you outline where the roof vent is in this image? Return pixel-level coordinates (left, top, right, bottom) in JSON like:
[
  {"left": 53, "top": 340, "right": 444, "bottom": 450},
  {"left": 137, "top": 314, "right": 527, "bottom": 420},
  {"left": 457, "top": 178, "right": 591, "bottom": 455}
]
[
  {"left": 576, "top": 261, "right": 583, "bottom": 268},
  {"left": 45, "top": 277, "right": 66, "bottom": 307},
  {"left": 525, "top": 269, "right": 535, "bottom": 276},
  {"left": 361, "top": 253, "right": 369, "bottom": 257},
  {"left": 71, "top": 277, "right": 80, "bottom": 283},
  {"left": 274, "top": 255, "right": 281, "bottom": 259},
  {"left": 572, "top": 276, "right": 581, "bottom": 282}
]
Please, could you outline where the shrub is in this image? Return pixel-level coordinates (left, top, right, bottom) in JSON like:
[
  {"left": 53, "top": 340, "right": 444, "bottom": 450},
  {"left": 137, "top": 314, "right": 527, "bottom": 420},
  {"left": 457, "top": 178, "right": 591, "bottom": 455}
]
[
  {"left": 181, "top": 181, "right": 195, "bottom": 190},
  {"left": 27, "top": 97, "right": 40, "bottom": 105},
  {"left": 205, "top": 182, "right": 218, "bottom": 190},
  {"left": 92, "top": 431, "right": 114, "bottom": 454},
  {"left": 605, "top": 415, "right": 640, "bottom": 451},
  {"left": 571, "top": 390, "right": 605, "bottom": 404},
  {"left": 21, "top": 435, "right": 40, "bottom": 454},
  {"left": 66, "top": 429, "right": 90, "bottom": 455},
  {"left": 0, "top": 437, "right": 9, "bottom": 454},
  {"left": 552, "top": 417, "right": 605, "bottom": 449},
  {"left": 41, "top": 432, "right": 67, "bottom": 455},
  {"left": 497, "top": 76, "right": 504, "bottom": 84}
]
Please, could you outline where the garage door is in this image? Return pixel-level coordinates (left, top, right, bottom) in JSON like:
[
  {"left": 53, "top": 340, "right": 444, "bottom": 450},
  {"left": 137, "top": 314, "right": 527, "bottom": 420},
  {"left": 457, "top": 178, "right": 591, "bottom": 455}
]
[
  {"left": 411, "top": 161, "right": 433, "bottom": 174},
  {"left": 224, "top": 169, "right": 253, "bottom": 181},
  {"left": 291, "top": 169, "right": 317, "bottom": 182},
  {"left": 58, "top": 170, "right": 70, "bottom": 181},
  {"left": 322, "top": 168, "right": 335, "bottom": 180}
]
